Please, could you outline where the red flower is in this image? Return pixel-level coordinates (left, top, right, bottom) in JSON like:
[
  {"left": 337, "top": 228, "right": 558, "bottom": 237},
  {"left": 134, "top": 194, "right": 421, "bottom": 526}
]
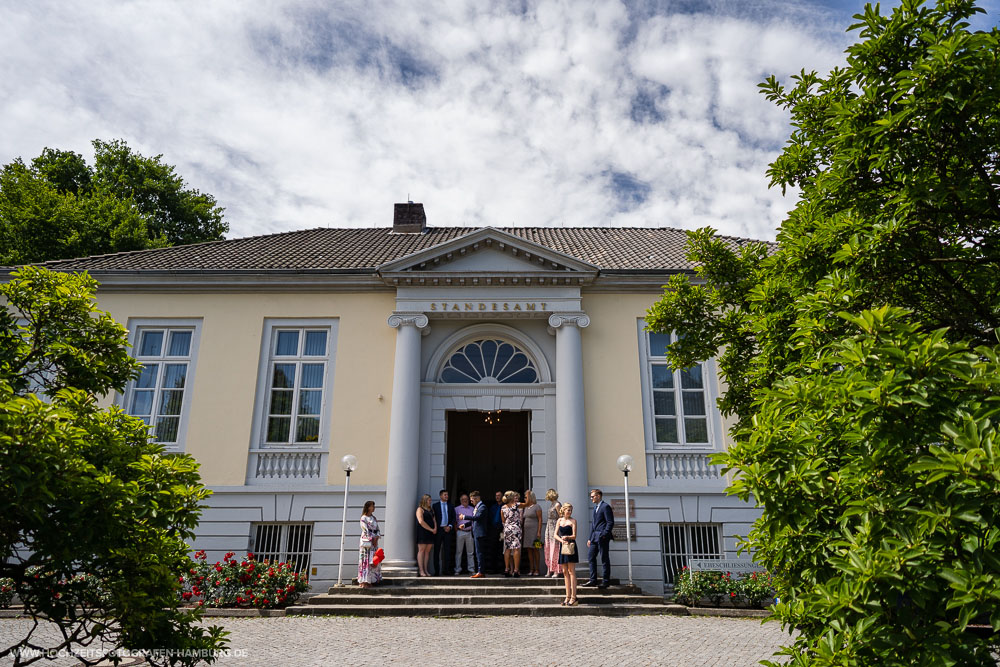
[{"left": 178, "top": 576, "right": 185, "bottom": 583}]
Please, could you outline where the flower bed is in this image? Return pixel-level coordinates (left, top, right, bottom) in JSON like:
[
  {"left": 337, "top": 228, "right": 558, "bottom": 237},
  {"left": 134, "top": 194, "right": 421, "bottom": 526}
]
[
  {"left": 673, "top": 567, "right": 774, "bottom": 609},
  {"left": 0, "top": 578, "right": 13, "bottom": 608},
  {"left": 180, "top": 551, "right": 310, "bottom": 609}
]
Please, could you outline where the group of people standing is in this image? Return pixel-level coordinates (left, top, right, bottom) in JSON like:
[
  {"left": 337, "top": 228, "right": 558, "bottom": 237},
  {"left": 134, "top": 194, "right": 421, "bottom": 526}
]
[
  {"left": 355, "top": 486, "right": 616, "bottom": 605},
  {"left": 412, "top": 486, "right": 616, "bottom": 606}
]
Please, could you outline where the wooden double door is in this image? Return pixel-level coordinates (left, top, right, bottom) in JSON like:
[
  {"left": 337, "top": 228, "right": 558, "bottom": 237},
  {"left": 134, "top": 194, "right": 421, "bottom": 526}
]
[{"left": 445, "top": 410, "right": 529, "bottom": 501}]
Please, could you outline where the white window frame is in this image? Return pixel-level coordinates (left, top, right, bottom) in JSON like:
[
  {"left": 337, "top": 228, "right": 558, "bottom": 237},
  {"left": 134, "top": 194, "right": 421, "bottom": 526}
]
[
  {"left": 637, "top": 319, "right": 720, "bottom": 453},
  {"left": 122, "top": 318, "right": 203, "bottom": 452},
  {"left": 250, "top": 319, "right": 338, "bottom": 451}
]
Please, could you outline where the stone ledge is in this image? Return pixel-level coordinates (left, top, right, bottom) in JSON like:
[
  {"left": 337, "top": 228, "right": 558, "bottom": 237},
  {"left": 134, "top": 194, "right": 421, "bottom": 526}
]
[{"left": 685, "top": 607, "right": 770, "bottom": 618}]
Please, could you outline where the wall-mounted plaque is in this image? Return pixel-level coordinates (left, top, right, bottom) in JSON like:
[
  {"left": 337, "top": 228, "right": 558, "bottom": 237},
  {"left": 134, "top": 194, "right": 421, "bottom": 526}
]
[
  {"left": 612, "top": 523, "right": 636, "bottom": 542},
  {"left": 610, "top": 498, "right": 635, "bottom": 518}
]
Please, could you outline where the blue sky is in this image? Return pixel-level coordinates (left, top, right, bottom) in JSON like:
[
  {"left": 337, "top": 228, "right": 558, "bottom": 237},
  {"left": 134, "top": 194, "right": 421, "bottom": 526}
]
[{"left": 1, "top": 0, "right": 997, "bottom": 241}]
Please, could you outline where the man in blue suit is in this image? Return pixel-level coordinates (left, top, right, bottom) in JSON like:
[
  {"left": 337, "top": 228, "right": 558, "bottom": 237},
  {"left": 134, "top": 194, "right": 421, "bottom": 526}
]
[
  {"left": 432, "top": 489, "right": 455, "bottom": 576},
  {"left": 582, "top": 488, "right": 614, "bottom": 589},
  {"left": 460, "top": 490, "right": 489, "bottom": 578}
]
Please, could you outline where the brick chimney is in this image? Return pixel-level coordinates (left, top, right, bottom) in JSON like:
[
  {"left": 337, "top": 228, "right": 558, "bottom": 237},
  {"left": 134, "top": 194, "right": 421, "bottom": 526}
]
[{"left": 393, "top": 202, "right": 426, "bottom": 233}]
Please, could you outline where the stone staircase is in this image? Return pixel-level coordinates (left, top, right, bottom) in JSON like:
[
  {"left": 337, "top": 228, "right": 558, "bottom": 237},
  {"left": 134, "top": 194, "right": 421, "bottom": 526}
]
[{"left": 287, "top": 574, "right": 686, "bottom": 617}]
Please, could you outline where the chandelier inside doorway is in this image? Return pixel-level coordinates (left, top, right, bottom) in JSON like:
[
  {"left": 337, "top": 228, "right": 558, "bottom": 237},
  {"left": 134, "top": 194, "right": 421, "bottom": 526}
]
[{"left": 483, "top": 409, "right": 503, "bottom": 425}]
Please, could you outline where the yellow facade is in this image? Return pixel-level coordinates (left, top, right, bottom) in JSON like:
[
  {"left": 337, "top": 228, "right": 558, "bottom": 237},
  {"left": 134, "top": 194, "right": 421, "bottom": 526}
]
[
  {"left": 97, "top": 291, "right": 397, "bottom": 487},
  {"left": 580, "top": 293, "right": 653, "bottom": 487}
]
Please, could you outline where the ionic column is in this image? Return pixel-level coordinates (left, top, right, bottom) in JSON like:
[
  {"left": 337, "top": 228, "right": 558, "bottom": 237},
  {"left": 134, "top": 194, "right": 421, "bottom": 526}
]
[
  {"left": 382, "top": 312, "right": 429, "bottom": 571},
  {"left": 548, "top": 312, "right": 591, "bottom": 532}
]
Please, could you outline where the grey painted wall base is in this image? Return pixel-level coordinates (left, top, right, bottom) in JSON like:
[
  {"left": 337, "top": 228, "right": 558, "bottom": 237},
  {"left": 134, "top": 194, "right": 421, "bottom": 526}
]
[{"left": 191, "top": 487, "right": 762, "bottom": 595}]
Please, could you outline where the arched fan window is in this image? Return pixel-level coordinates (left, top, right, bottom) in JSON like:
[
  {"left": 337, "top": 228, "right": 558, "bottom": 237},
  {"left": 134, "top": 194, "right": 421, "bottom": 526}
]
[{"left": 439, "top": 339, "right": 539, "bottom": 384}]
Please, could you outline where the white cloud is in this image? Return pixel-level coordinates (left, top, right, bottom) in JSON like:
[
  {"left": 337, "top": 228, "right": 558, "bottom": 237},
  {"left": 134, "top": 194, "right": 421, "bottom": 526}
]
[{"left": 0, "top": 0, "right": 887, "bottom": 242}]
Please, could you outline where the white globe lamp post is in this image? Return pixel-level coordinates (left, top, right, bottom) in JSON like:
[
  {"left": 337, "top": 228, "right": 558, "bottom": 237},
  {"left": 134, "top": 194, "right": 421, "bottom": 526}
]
[
  {"left": 336, "top": 454, "right": 358, "bottom": 587},
  {"left": 616, "top": 454, "right": 634, "bottom": 586}
]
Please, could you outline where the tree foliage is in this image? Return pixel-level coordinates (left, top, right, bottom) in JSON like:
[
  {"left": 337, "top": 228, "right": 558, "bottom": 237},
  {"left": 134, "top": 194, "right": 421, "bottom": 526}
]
[
  {"left": 0, "top": 139, "right": 227, "bottom": 265},
  {"left": 646, "top": 1, "right": 1000, "bottom": 664},
  {"left": 0, "top": 267, "right": 226, "bottom": 666}
]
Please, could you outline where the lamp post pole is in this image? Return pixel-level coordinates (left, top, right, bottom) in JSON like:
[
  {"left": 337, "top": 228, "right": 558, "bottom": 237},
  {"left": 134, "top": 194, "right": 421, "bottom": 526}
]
[
  {"left": 617, "top": 455, "right": 634, "bottom": 586},
  {"left": 336, "top": 454, "right": 358, "bottom": 587}
]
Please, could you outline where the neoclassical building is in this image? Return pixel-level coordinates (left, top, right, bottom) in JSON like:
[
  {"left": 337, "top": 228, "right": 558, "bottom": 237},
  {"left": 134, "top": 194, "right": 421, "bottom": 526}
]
[{"left": 39, "top": 203, "right": 763, "bottom": 594}]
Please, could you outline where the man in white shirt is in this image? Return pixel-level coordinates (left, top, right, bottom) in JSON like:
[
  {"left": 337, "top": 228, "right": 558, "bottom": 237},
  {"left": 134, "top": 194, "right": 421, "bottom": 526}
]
[{"left": 453, "top": 493, "right": 475, "bottom": 574}]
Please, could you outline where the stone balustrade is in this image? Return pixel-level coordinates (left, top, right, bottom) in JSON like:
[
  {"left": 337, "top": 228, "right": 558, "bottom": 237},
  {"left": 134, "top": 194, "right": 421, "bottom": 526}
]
[
  {"left": 652, "top": 453, "right": 722, "bottom": 481},
  {"left": 252, "top": 451, "right": 324, "bottom": 480}
]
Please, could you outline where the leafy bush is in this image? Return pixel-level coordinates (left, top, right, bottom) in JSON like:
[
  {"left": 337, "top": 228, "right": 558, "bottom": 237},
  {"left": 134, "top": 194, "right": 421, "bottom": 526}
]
[
  {"left": 182, "top": 551, "right": 309, "bottom": 609},
  {"left": 736, "top": 571, "right": 774, "bottom": 609},
  {"left": 672, "top": 567, "right": 703, "bottom": 606}
]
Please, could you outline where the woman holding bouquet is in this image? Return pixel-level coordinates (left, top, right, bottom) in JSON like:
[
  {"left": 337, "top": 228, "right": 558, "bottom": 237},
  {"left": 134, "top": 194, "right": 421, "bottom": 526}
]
[
  {"left": 543, "top": 489, "right": 562, "bottom": 578},
  {"left": 358, "top": 501, "right": 382, "bottom": 588}
]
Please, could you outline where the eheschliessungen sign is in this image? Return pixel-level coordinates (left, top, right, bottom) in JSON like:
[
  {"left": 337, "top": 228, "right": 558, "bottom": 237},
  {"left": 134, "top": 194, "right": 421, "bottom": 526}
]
[{"left": 687, "top": 559, "right": 763, "bottom": 573}]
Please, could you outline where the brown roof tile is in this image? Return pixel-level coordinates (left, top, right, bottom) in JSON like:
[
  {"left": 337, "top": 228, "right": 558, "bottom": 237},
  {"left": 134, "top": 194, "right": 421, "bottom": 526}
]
[{"left": 33, "top": 227, "right": 767, "bottom": 273}]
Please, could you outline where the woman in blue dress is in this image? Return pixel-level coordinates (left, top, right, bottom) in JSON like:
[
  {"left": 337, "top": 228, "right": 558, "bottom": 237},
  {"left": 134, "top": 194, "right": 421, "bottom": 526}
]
[{"left": 555, "top": 502, "right": 579, "bottom": 606}]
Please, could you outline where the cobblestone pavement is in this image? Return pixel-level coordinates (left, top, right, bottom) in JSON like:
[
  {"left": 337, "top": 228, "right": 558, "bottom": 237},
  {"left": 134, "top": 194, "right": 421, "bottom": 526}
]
[{"left": 2, "top": 615, "right": 791, "bottom": 666}]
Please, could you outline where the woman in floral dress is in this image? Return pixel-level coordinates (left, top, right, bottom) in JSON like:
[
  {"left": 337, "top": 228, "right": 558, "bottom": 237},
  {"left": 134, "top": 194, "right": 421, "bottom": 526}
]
[
  {"left": 501, "top": 490, "right": 523, "bottom": 577},
  {"left": 358, "top": 501, "right": 382, "bottom": 588},
  {"left": 543, "top": 489, "right": 562, "bottom": 577}
]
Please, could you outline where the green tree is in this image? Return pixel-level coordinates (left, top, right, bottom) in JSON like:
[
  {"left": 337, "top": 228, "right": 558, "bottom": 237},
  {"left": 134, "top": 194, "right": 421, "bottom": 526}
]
[
  {"left": 0, "top": 267, "right": 226, "bottom": 666},
  {"left": 646, "top": 1, "right": 1000, "bottom": 664},
  {"left": 0, "top": 139, "right": 227, "bottom": 265}
]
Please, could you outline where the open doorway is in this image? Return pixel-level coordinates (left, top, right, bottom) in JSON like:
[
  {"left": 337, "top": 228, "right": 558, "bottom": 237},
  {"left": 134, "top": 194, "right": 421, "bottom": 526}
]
[{"left": 446, "top": 410, "right": 530, "bottom": 501}]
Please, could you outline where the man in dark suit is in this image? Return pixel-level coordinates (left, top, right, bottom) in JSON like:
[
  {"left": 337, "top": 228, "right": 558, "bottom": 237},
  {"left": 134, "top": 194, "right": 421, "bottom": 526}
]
[
  {"left": 582, "top": 488, "right": 614, "bottom": 588},
  {"left": 432, "top": 489, "right": 455, "bottom": 576},
  {"left": 460, "top": 490, "right": 489, "bottom": 578}
]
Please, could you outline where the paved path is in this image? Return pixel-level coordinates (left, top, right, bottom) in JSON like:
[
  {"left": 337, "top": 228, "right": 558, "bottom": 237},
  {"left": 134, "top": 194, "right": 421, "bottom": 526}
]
[{"left": 2, "top": 615, "right": 791, "bottom": 666}]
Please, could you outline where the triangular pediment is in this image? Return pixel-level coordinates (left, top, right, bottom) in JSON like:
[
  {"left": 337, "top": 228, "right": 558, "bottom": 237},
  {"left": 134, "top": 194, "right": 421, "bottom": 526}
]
[{"left": 377, "top": 228, "right": 598, "bottom": 286}]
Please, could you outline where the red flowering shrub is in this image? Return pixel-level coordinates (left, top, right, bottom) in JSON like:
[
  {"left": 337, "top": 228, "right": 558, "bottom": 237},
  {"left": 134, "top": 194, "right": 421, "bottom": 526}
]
[
  {"left": 181, "top": 551, "right": 309, "bottom": 609},
  {"left": 673, "top": 567, "right": 775, "bottom": 608},
  {"left": 0, "top": 577, "right": 14, "bottom": 608}
]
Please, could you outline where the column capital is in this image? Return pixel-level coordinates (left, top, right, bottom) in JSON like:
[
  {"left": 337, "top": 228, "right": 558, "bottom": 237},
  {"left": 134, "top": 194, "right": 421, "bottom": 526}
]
[
  {"left": 387, "top": 312, "right": 430, "bottom": 330},
  {"left": 547, "top": 312, "right": 591, "bottom": 331}
]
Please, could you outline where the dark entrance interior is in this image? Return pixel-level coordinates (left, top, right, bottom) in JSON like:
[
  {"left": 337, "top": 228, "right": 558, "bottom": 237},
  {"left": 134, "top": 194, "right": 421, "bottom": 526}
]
[{"left": 446, "top": 410, "right": 530, "bottom": 501}]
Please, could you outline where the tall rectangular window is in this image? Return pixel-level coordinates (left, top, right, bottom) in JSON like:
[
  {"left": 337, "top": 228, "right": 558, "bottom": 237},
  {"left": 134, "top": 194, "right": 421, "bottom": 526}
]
[
  {"left": 661, "top": 523, "right": 723, "bottom": 584},
  {"left": 645, "top": 331, "right": 710, "bottom": 447},
  {"left": 125, "top": 321, "right": 201, "bottom": 449},
  {"left": 255, "top": 321, "right": 336, "bottom": 447}
]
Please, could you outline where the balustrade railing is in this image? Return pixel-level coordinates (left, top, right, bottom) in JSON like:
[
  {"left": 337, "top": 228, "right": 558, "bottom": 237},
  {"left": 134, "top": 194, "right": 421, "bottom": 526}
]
[
  {"left": 253, "top": 451, "right": 323, "bottom": 480},
  {"left": 652, "top": 453, "right": 722, "bottom": 481}
]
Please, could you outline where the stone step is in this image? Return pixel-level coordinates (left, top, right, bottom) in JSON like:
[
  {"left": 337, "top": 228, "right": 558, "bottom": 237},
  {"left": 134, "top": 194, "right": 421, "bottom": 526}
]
[
  {"left": 372, "top": 576, "right": 624, "bottom": 587},
  {"left": 334, "top": 577, "right": 640, "bottom": 594},
  {"left": 286, "top": 603, "right": 687, "bottom": 618},
  {"left": 326, "top": 585, "right": 644, "bottom": 596},
  {"left": 306, "top": 593, "right": 666, "bottom": 606}
]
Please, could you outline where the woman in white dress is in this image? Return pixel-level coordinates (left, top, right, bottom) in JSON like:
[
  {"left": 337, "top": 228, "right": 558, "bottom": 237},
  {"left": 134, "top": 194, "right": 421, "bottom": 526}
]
[{"left": 358, "top": 501, "right": 382, "bottom": 588}]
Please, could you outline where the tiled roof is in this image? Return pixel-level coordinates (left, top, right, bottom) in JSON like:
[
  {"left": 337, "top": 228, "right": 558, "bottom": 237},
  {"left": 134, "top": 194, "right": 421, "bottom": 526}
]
[{"left": 33, "top": 227, "right": 767, "bottom": 273}]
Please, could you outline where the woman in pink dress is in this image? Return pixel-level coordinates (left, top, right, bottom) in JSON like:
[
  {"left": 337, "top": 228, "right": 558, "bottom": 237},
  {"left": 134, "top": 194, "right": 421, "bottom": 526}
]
[{"left": 543, "top": 489, "right": 562, "bottom": 577}]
